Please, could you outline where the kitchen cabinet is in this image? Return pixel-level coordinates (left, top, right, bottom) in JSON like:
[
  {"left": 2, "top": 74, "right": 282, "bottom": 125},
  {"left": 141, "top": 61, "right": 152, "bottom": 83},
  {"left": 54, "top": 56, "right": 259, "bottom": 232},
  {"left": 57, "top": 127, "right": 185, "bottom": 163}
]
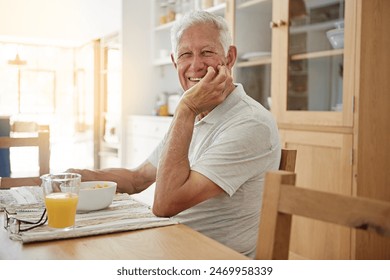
[
  {"left": 270, "top": 0, "right": 390, "bottom": 259},
  {"left": 125, "top": 115, "right": 172, "bottom": 169},
  {"left": 271, "top": 0, "right": 353, "bottom": 127},
  {"left": 279, "top": 129, "right": 353, "bottom": 259},
  {"left": 125, "top": 115, "right": 172, "bottom": 206}
]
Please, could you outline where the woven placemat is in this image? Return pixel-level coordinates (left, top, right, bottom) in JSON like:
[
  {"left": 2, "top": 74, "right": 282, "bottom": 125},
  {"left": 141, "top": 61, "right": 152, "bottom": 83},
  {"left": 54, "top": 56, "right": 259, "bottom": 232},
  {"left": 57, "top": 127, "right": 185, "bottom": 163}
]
[{"left": 5, "top": 193, "right": 177, "bottom": 243}]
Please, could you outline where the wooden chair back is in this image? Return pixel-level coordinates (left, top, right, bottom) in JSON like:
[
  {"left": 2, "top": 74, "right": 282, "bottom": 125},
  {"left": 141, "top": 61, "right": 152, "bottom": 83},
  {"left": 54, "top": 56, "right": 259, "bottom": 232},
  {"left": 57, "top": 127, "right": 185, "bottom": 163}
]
[
  {"left": 255, "top": 171, "right": 390, "bottom": 259},
  {"left": 279, "top": 149, "right": 297, "bottom": 172},
  {"left": 0, "top": 130, "right": 50, "bottom": 186},
  {"left": 0, "top": 176, "right": 42, "bottom": 189}
]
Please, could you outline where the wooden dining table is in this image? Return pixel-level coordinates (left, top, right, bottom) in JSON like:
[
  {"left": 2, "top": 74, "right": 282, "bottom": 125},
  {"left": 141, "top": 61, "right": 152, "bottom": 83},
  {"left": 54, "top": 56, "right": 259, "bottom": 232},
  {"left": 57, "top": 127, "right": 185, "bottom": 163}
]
[{"left": 0, "top": 214, "right": 248, "bottom": 260}]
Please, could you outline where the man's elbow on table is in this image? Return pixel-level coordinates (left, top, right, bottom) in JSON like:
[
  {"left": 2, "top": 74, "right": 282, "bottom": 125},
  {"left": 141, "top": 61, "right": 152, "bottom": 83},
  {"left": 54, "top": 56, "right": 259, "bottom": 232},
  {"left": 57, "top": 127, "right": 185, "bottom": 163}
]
[{"left": 152, "top": 201, "right": 178, "bottom": 218}]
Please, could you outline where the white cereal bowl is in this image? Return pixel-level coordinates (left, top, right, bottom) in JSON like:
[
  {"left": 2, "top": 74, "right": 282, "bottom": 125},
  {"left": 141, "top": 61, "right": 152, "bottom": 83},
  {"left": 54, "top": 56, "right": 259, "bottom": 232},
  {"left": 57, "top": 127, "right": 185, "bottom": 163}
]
[{"left": 77, "top": 181, "right": 117, "bottom": 212}]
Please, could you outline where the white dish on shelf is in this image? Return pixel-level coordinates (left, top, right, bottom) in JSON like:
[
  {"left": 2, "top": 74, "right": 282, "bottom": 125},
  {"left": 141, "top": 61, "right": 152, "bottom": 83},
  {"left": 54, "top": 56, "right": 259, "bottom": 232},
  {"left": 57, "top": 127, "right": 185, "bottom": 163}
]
[
  {"left": 240, "top": 51, "right": 271, "bottom": 61},
  {"left": 334, "top": 20, "right": 344, "bottom": 29},
  {"left": 326, "top": 28, "right": 344, "bottom": 49}
]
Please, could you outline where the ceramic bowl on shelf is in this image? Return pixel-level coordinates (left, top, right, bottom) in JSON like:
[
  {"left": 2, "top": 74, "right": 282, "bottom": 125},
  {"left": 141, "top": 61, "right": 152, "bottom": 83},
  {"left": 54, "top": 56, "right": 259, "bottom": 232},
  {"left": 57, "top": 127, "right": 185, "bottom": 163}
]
[
  {"left": 77, "top": 181, "right": 117, "bottom": 212},
  {"left": 326, "top": 28, "right": 344, "bottom": 49}
]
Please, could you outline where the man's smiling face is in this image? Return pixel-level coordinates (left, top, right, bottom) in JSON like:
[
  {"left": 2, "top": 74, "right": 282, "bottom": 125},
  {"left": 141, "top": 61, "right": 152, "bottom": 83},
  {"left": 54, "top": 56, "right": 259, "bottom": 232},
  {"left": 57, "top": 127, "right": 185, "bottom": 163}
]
[{"left": 173, "top": 22, "right": 228, "bottom": 91}]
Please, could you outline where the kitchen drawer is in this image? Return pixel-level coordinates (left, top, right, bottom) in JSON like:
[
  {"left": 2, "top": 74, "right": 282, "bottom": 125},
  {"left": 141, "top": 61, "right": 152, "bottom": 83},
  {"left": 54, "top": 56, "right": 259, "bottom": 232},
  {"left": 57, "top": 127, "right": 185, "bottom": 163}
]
[
  {"left": 125, "top": 115, "right": 172, "bottom": 169},
  {"left": 126, "top": 115, "right": 172, "bottom": 138}
]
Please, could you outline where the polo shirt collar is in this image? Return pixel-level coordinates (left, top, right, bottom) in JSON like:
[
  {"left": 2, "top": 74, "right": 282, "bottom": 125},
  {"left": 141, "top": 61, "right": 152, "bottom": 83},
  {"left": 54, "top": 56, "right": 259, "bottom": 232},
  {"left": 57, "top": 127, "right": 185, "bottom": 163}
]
[{"left": 195, "top": 83, "right": 244, "bottom": 125}]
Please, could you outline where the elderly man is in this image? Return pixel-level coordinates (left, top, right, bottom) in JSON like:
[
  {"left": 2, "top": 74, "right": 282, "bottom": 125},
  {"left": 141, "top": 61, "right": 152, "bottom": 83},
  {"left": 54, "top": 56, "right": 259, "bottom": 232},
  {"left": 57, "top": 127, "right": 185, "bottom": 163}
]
[{"left": 69, "top": 10, "right": 280, "bottom": 258}]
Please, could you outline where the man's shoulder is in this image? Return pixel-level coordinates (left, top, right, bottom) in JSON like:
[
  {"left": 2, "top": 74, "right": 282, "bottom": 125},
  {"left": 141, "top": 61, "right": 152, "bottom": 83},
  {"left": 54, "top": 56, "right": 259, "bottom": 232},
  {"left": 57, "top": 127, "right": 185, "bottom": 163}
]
[{"left": 230, "top": 97, "right": 275, "bottom": 126}]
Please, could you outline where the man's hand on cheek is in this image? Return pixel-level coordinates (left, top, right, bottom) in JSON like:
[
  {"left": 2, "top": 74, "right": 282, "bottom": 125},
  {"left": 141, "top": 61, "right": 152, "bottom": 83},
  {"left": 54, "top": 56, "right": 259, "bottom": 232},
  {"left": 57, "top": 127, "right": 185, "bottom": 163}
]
[{"left": 180, "top": 66, "right": 231, "bottom": 115}]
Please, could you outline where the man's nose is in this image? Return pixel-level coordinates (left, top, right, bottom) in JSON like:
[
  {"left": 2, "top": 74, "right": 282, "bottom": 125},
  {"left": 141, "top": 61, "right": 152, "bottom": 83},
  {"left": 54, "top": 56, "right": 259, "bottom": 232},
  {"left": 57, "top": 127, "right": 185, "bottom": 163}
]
[{"left": 190, "top": 55, "right": 206, "bottom": 70}]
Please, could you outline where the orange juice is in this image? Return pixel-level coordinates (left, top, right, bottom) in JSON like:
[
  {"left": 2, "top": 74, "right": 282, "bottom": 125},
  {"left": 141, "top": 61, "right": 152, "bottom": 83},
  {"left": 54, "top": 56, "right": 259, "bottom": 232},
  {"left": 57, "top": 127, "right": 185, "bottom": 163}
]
[{"left": 45, "top": 192, "right": 79, "bottom": 228}]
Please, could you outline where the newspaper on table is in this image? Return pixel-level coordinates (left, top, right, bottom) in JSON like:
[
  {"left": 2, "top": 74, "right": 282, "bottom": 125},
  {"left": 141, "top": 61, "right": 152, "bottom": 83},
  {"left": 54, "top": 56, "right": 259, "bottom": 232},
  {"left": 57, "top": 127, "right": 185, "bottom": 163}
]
[{"left": 1, "top": 186, "right": 177, "bottom": 243}]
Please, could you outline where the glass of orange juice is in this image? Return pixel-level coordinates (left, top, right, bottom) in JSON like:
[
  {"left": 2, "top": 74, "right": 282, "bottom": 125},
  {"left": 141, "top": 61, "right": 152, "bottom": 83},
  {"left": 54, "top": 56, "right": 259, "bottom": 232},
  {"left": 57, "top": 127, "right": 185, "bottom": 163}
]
[{"left": 41, "top": 173, "right": 81, "bottom": 229}]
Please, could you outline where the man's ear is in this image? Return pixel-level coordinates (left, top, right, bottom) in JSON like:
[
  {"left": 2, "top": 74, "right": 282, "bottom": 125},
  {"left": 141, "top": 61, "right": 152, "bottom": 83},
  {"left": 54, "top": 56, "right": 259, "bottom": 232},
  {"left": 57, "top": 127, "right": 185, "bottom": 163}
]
[
  {"left": 226, "top": 46, "right": 237, "bottom": 69},
  {"left": 171, "top": 53, "right": 177, "bottom": 69}
]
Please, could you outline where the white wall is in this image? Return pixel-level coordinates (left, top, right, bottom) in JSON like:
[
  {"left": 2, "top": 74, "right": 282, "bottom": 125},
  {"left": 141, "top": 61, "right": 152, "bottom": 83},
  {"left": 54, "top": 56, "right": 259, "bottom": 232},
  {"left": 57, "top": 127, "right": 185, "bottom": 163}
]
[
  {"left": 121, "top": 0, "right": 154, "bottom": 116},
  {"left": 121, "top": 0, "right": 155, "bottom": 166}
]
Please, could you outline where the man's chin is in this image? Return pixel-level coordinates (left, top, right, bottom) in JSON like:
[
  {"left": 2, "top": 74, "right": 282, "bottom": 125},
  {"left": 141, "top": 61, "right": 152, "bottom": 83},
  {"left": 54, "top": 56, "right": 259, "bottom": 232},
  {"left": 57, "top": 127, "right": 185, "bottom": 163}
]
[{"left": 187, "top": 82, "right": 200, "bottom": 89}]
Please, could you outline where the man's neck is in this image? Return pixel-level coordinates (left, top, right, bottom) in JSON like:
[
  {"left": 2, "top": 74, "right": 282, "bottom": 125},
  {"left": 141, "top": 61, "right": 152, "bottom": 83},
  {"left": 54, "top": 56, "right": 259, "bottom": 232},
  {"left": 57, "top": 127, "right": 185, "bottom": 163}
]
[{"left": 196, "top": 83, "right": 236, "bottom": 121}]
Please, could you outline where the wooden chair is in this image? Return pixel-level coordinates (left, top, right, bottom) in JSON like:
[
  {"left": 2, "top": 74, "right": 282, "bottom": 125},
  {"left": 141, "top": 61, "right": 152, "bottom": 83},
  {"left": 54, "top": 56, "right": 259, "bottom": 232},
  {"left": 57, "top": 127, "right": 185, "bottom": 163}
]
[
  {"left": 0, "top": 130, "right": 50, "bottom": 188},
  {"left": 279, "top": 149, "right": 297, "bottom": 172},
  {"left": 255, "top": 171, "right": 390, "bottom": 259}
]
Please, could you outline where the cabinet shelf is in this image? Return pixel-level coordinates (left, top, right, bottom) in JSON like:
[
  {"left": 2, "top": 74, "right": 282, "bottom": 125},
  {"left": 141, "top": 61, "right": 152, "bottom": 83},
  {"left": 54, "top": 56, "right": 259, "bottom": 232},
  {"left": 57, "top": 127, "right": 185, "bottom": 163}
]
[
  {"left": 290, "top": 19, "right": 342, "bottom": 34},
  {"left": 204, "top": 3, "right": 226, "bottom": 14},
  {"left": 237, "top": 0, "right": 270, "bottom": 10},
  {"left": 155, "top": 21, "right": 175, "bottom": 32},
  {"left": 100, "top": 141, "right": 120, "bottom": 150},
  {"left": 154, "top": 3, "right": 226, "bottom": 32},
  {"left": 236, "top": 56, "right": 271, "bottom": 67},
  {"left": 288, "top": 92, "right": 307, "bottom": 98},
  {"left": 291, "top": 49, "right": 344, "bottom": 61}
]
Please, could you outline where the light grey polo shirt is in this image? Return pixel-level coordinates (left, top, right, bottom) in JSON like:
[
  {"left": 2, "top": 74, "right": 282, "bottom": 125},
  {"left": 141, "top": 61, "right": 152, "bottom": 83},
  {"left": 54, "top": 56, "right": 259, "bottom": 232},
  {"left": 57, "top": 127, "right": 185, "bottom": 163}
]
[{"left": 148, "top": 83, "right": 281, "bottom": 258}]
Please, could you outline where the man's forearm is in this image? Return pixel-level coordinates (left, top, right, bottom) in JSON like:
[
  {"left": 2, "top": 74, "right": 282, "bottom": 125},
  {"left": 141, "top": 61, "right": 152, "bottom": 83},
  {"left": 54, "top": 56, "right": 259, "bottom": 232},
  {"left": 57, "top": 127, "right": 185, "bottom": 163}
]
[
  {"left": 154, "top": 106, "right": 196, "bottom": 211},
  {"left": 67, "top": 163, "right": 156, "bottom": 194}
]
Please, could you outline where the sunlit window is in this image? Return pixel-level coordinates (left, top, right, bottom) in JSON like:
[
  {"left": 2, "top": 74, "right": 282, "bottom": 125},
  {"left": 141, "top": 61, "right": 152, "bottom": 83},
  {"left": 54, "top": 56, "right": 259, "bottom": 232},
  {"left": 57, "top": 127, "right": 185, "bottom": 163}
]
[{"left": 0, "top": 42, "right": 95, "bottom": 175}]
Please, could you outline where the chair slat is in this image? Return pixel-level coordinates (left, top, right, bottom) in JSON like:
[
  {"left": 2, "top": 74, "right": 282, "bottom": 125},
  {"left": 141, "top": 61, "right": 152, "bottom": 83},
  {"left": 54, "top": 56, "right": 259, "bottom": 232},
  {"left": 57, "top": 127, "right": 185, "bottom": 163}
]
[
  {"left": 278, "top": 184, "right": 390, "bottom": 236},
  {"left": 279, "top": 149, "right": 297, "bottom": 172},
  {"left": 0, "top": 177, "right": 41, "bottom": 189}
]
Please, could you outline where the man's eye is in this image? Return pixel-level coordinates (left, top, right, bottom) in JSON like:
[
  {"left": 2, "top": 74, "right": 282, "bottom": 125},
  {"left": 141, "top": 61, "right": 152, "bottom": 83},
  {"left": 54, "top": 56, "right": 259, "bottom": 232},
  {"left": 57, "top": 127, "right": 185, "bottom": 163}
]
[
  {"left": 178, "top": 52, "right": 191, "bottom": 59},
  {"left": 202, "top": 50, "right": 215, "bottom": 56}
]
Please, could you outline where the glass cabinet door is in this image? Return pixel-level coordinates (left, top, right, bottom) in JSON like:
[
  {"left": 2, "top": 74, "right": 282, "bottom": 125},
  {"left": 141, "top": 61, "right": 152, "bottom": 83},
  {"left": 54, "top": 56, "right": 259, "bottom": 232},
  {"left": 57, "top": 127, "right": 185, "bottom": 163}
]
[
  {"left": 234, "top": 0, "right": 273, "bottom": 110},
  {"left": 272, "top": 0, "right": 354, "bottom": 126},
  {"left": 288, "top": 0, "right": 344, "bottom": 112}
]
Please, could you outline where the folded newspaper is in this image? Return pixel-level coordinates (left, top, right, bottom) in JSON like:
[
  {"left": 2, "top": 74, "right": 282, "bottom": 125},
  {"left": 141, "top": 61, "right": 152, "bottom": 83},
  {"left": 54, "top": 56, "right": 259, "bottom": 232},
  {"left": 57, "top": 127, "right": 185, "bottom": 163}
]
[{"left": 1, "top": 187, "right": 177, "bottom": 243}]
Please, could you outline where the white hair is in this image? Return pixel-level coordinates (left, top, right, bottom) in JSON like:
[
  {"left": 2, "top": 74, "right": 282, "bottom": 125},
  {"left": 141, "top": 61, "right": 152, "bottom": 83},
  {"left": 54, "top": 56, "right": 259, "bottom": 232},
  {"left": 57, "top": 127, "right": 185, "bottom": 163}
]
[{"left": 170, "top": 10, "right": 232, "bottom": 60}]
